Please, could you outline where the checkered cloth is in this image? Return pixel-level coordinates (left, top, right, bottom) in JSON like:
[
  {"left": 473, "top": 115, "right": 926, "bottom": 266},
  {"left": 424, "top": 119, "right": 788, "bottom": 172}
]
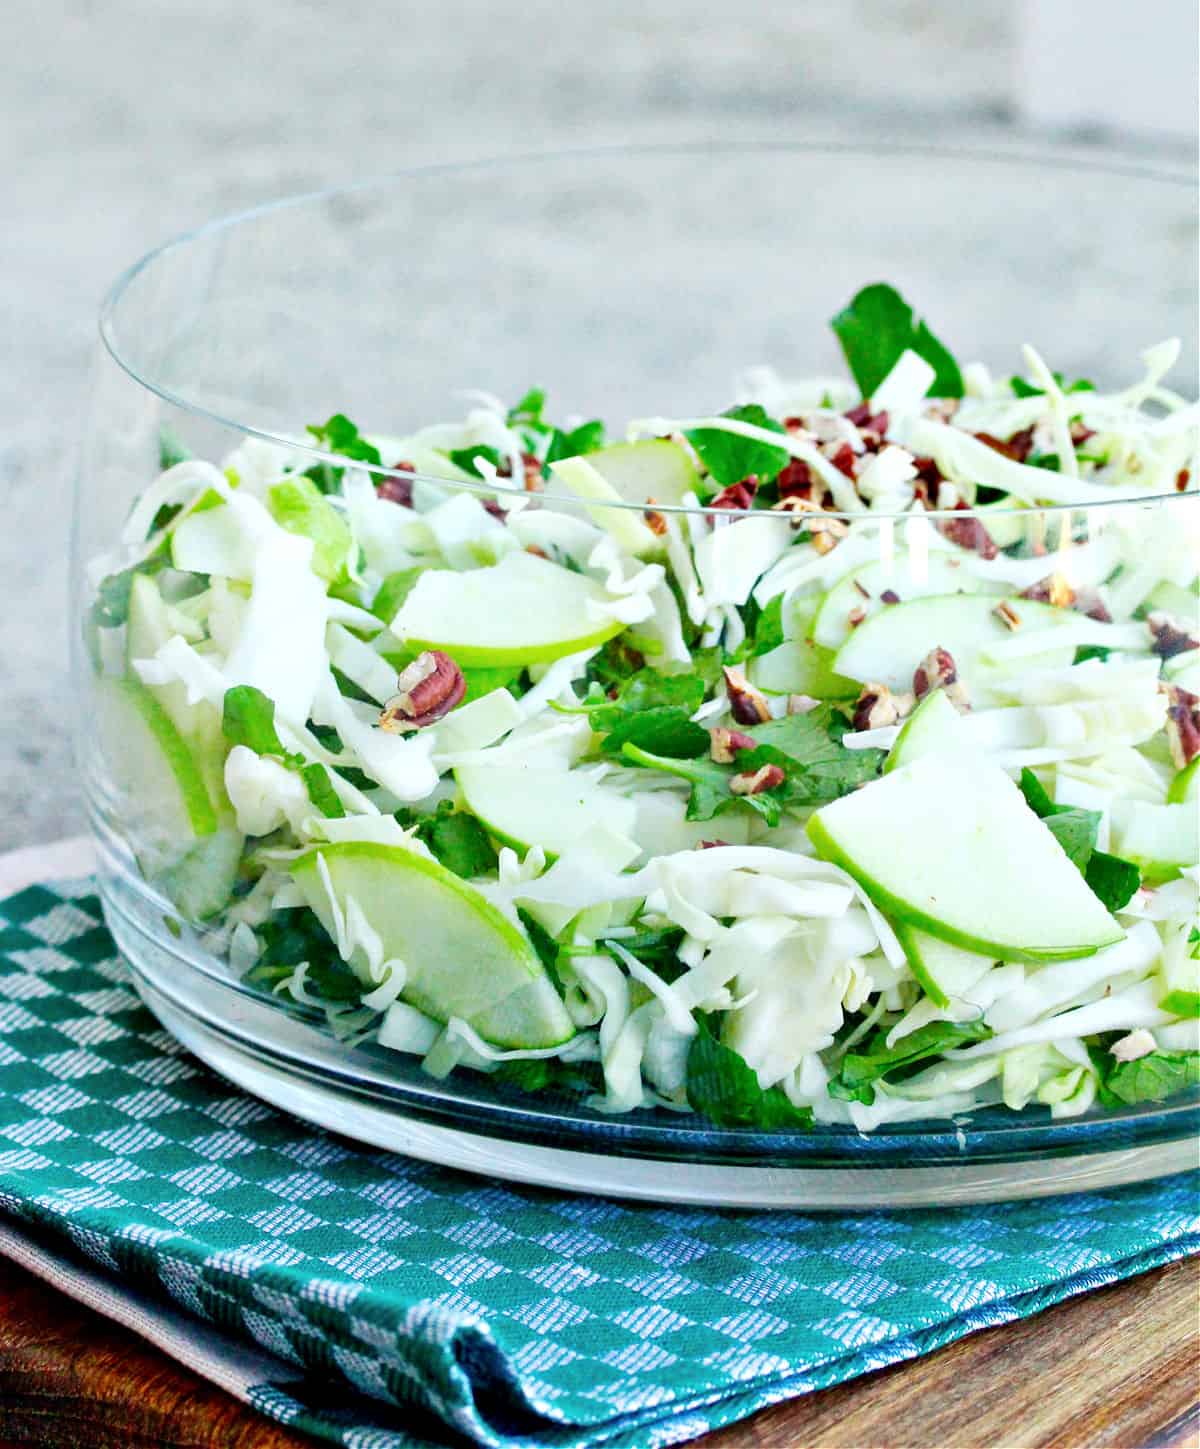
[{"left": 0, "top": 877, "right": 1196, "bottom": 1449}]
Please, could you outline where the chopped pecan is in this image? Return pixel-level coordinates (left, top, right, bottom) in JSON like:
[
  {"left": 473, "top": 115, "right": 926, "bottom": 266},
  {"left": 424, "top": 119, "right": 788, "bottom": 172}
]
[
  {"left": 1178, "top": 468, "right": 1191, "bottom": 493},
  {"left": 847, "top": 605, "right": 867, "bottom": 628},
  {"left": 912, "top": 647, "right": 970, "bottom": 712},
  {"left": 376, "top": 462, "right": 416, "bottom": 506},
  {"left": 710, "top": 476, "right": 758, "bottom": 510},
  {"left": 851, "top": 683, "right": 914, "bottom": 732},
  {"left": 723, "top": 667, "right": 772, "bottom": 725},
  {"left": 809, "top": 513, "right": 850, "bottom": 555},
  {"left": 481, "top": 497, "right": 507, "bottom": 521},
  {"left": 880, "top": 589, "right": 902, "bottom": 605},
  {"left": 1020, "top": 572, "right": 1076, "bottom": 610},
  {"left": 729, "top": 763, "right": 786, "bottom": 796},
  {"left": 521, "top": 452, "right": 544, "bottom": 491},
  {"left": 525, "top": 544, "right": 549, "bottom": 559},
  {"left": 1148, "top": 613, "right": 1199, "bottom": 660},
  {"left": 853, "top": 579, "right": 871, "bottom": 599},
  {"left": 776, "top": 458, "right": 814, "bottom": 498},
  {"left": 379, "top": 651, "right": 466, "bottom": 732},
  {"left": 975, "top": 427, "right": 1035, "bottom": 463},
  {"left": 644, "top": 503, "right": 668, "bottom": 536},
  {"left": 699, "top": 838, "right": 730, "bottom": 849},
  {"left": 787, "top": 694, "right": 820, "bottom": 714},
  {"left": 1070, "top": 420, "right": 1095, "bottom": 447},
  {"left": 709, "top": 726, "right": 756, "bottom": 764},
  {"left": 825, "top": 442, "right": 858, "bottom": 480},
  {"left": 1165, "top": 684, "right": 1200, "bottom": 768},
  {"left": 993, "top": 601, "right": 1022, "bottom": 631},
  {"left": 939, "top": 503, "right": 998, "bottom": 560}
]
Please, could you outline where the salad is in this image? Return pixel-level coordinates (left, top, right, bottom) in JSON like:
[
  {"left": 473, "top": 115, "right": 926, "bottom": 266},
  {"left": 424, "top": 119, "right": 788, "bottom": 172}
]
[{"left": 87, "top": 284, "right": 1200, "bottom": 1131}]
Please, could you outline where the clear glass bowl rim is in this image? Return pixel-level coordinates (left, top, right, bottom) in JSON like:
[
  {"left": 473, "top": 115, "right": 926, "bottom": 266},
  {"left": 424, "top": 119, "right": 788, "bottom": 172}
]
[{"left": 95, "top": 140, "right": 1200, "bottom": 523}]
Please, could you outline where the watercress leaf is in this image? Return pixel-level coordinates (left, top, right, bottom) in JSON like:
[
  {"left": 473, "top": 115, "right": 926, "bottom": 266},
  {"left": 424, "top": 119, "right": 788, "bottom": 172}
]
[
  {"left": 304, "top": 413, "right": 382, "bottom": 494},
  {"left": 158, "top": 427, "right": 191, "bottom": 470},
  {"left": 507, "top": 388, "right": 547, "bottom": 429},
  {"left": 827, "top": 1019, "right": 993, "bottom": 1105},
  {"left": 1018, "top": 767, "right": 1101, "bottom": 871},
  {"left": 1098, "top": 1050, "right": 1200, "bottom": 1108},
  {"left": 300, "top": 763, "right": 346, "bottom": 819},
  {"left": 516, "top": 907, "right": 565, "bottom": 993},
  {"left": 222, "top": 685, "right": 299, "bottom": 763},
  {"left": 745, "top": 704, "right": 884, "bottom": 801},
  {"left": 600, "top": 707, "right": 710, "bottom": 759},
  {"left": 831, "top": 283, "right": 963, "bottom": 399},
  {"left": 600, "top": 926, "right": 687, "bottom": 982},
  {"left": 414, "top": 802, "right": 498, "bottom": 880},
  {"left": 448, "top": 444, "right": 503, "bottom": 478},
  {"left": 1084, "top": 850, "right": 1142, "bottom": 914},
  {"left": 686, "top": 404, "right": 790, "bottom": 488},
  {"left": 545, "top": 419, "right": 605, "bottom": 466},
  {"left": 750, "top": 594, "right": 785, "bottom": 657},
  {"left": 1073, "top": 644, "right": 1113, "bottom": 665},
  {"left": 620, "top": 744, "right": 784, "bottom": 826},
  {"left": 686, "top": 1017, "right": 813, "bottom": 1130}
]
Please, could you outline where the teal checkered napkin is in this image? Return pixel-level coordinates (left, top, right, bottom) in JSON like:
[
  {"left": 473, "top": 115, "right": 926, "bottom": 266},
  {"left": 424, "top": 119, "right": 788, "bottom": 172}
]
[{"left": 0, "top": 879, "right": 1196, "bottom": 1449}]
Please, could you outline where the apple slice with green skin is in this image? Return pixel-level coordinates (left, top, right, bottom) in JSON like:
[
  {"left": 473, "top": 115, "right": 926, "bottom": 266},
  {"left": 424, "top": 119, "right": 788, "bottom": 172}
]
[
  {"left": 749, "top": 637, "right": 859, "bottom": 699},
  {"left": 833, "top": 594, "right": 1077, "bottom": 701},
  {"left": 812, "top": 554, "right": 986, "bottom": 651},
  {"left": 884, "top": 688, "right": 976, "bottom": 773},
  {"left": 807, "top": 754, "right": 1124, "bottom": 962},
  {"left": 96, "top": 677, "right": 241, "bottom": 919},
  {"left": 455, "top": 764, "right": 638, "bottom": 860},
  {"left": 391, "top": 551, "right": 627, "bottom": 667},
  {"left": 1167, "top": 757, "right": 1199, "bottom": 806},
  {"left": 548, "top": 456, "right": 661, "bottom": 557},
  {"left": 1110, "top": 800, "right": 1198, "bottom": 883},
  {"left": 571, "top": 439, "right": 699, "bottom": 507},
  {"left": 1158, "top": 920, "right": 1200, "bottom": 1019},
  {"left": 292, "top": 843, "right": 574, "bottom": 1049},
  {"left": 893, "top": 919, "right": 997, "bottom": 1008}
]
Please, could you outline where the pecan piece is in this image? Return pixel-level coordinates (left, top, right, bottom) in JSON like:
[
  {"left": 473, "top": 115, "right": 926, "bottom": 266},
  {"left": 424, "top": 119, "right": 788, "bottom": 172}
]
[
  {"left": 1019, "top": 572, "right": 1076, "bottom": 610},
  {"left": 729, "top": 763, "right": 786, "bottom": 796},
  {"left": 1177, "top": 468, "right": 1191, "bottom": 493},
  {"left": 851, "top": 683, "right": 914, "bottom": 732},
  {"left": 643, "top": 502, "right": 668, "bottom": 536},
  {"left": 379, "top": 651, "right": 466, "bottom": 732},
  {"left": 1164, "top": 684, "right": 1200, "bottom": 769},
  {"left": 939, "top": 503, "right": 998, "bottom": 560},
  {"left": 709, "top": 727, "right": 756, "bottom": 764},
  {"left": 993, "top": 601, "right": 1022, "bottom": 631},
  {"left": 975, "top": 427, "right": 1035, "bottom": 463},
  {"left": 1148, "top": 613, "right": 1199, "bottom": 661},
  {"left": 912, "top": 647, "right": 970, "bottom": 712},
  {"left": 880, "top": 589, "right": 902, "bottom": 605},
  {"left": 521, "top": 451, "right": 544, "bottom": 491},
  {"left": 376, "top": 461, "right": 416, "bottom": 506},
  {"left": 723, "top": 666, "right": 772, "bottom": 725},
  {"left": 709, "top": 476, "right": 758, "bottom": 510}
]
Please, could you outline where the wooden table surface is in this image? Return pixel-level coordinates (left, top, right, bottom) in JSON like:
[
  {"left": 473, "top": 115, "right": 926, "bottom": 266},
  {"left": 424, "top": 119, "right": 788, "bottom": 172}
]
[{"left": 0, "top": 1255, "right": 1196, "bottom": 1449}]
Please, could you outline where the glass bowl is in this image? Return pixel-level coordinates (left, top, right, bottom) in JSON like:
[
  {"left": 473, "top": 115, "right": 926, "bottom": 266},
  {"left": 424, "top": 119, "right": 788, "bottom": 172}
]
[{"left": 72, "top": 144, "right": 1199, "bottom": 1208}]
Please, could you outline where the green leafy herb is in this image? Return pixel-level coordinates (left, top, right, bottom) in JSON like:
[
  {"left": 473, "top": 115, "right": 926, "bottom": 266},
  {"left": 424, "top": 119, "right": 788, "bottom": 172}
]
[
  {"left": 1098, "top": 1050, "right": 1200, "bottom": 1108},
  {"left": 545, "top": 419, "right": 605, "bottom": 464},
  {"left": 749, "top": 594, "right": 785, "bottom": 657},
  {"left": 686, "top": 1017, "right": 813, "bottom": 1130},
  {"left": 300, "top": 763, "right": 346, "bottom": 819},
  {"left": 91, "top": 537, "right": 172, "bottom": 629},
  {"left": 686, "top": 404, "right": 790, "bottom": 488},
  {"left": 1018, "top": 767, "right": 1139, "bottom": 909},
  {"left": 246, "top": 909, "right": 363, "bottom": 1002},
  {"left": 304, "top": 413, "right": 382, "bottom": 494},
  {"left": 1074, "top": 644, "right": 1113, "bottom": 665},
  {"left": 407, "top": 802, "right": 498, "bottom": 880},
  {"left": 222, "top": 685, "right": 302, "bottom": 766},
  {"left": 827, "top": 1019, "right": 993, "bottom": 1105},
  {"left": 448, "top": 444, "right": 504, "bottom": 478},
  {"left": 600, "top": 926, "right": 687, "bottom": 982},
  {"left": 267, "top": 477, "right": 354, "bottom": 583},
  {"left": 1010, "top": 373, "right": 1095, "bottom": 399},
  {"left": 1083, "top": 851, "right": 1142, "bottom": 914},
  {"left": 560, "top": 668, "right": 710, "bottom": 758},
  {"left": 831, "top": 283, "right": 963, "bottom": 399},
  {"left": 516, "top": 907, "right": 565, "bottom": 993},
  {"left": 503, "top": 388, "right": 605, "bottom": 474},
  {"left": 371, "top": 567, "right": 426, "bottom": 624}
]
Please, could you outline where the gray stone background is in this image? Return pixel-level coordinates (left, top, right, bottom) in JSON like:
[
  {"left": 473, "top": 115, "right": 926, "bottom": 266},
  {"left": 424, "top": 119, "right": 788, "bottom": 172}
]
[{"left": 1, "top": 0, "right": 1196, "bottom": 850}]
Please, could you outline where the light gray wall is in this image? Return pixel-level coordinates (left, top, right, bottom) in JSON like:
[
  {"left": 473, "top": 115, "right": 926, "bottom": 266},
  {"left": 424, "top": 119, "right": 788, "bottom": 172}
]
[{"left": 0, "top": 0, "right": 1194, "bottom": 847}]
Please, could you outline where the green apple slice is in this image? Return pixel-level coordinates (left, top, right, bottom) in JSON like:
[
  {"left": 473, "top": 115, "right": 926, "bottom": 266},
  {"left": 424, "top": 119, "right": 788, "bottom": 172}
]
[
  {"left": 391, "top": 551, "right": 627, "bottom": 666},
  {"left": 547, "top": 456, "right": 661, "bottom": 557},
  {"left": 884, "top": 688, "right": 976, "bottom": 773},
  {"left": 833, "top": 594, "right": 1077, "bottom": 701},
  {"left": 1158, "top": 920, "right": 1199, "bottom": 1019},
  {"left": 812, "top": 554, "right": 984, "bottom": 650},
  {"left": 893, "top": 919, "right": 998, "bottom": 1007},
  {"left": 1167, "top": 757, "right": 1199, "bottom": 806},
  {"left": 455, "top": 764, "right": 638, "bottom": 860},
  {"left": 576, "top": 439, "right": 699, "bottom": 507},
  {"left": 807, "top": 754, "right": 1124, "bottom": 962},
  {"left": 97, "top": 677, "right": 241, "bottom": 918},
  {"left": 1110, "top": 800, "right": 1198, "bottom": 883},
  {"left": 291, "top": 842, "right": 574, "bottom": 1049}
]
